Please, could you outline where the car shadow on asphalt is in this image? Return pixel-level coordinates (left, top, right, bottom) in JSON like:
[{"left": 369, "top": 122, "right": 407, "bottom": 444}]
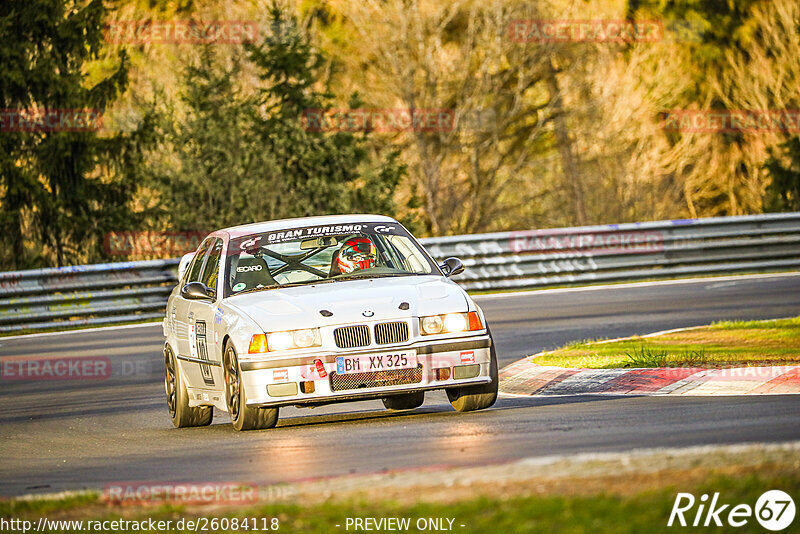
[
  {"left": 492, "top": 393, "right": 638, "bottom": 409},
  {"left": 271, "top": 406, "right": 450, "bottom": 429},
  {"left": 229, "top": 393, "right": 635, "bottom": 431},
  {"left": 0, "top": 390, "right": 633, "bottom": 428}
]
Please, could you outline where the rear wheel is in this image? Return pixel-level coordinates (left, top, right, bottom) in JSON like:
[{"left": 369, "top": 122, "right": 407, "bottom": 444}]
[
  {"left": 164, "top": 345, "right": 213, "bottom": 428},
  {"left": 382, "top": 391, "right": 425, "bottom": 411},
  {"left": 223, "top": 341, "right": 279, "bottom": 431},
  {"left": 446, "top": 337, "right": 498, "bottom": 412}
]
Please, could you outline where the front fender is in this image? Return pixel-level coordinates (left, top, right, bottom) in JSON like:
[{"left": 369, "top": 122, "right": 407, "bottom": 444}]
[{"left": 217, "top": 301, "right": 263, "bottom": 357}]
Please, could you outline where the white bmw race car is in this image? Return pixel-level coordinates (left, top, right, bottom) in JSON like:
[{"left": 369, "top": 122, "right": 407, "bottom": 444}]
[{"left": 162, "top": 215, "right": 497, "bottom": 431}]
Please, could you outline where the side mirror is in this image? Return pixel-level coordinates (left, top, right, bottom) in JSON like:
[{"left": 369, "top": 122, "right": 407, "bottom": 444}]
[
  {"left": 177, "top": 252, "right": 195, "bottom": 282},
  {"left": 181, "top": 281, "right": 214, "bottom": 300},
  {"left": 440, "top": 257, "right": 465, "bottom": 277}
]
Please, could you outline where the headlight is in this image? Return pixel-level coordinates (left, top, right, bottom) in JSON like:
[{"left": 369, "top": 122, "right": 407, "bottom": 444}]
[
  {"left": 267, "top": 331, "right": 294, "bottom": 351},
  {"left": 421, "top": 315, "right": 444, "bottom": 335},
  {"left": 248, "top": 328, "right": 322, "bottom": 353},
  {"left": 420, "top": 312, "right": 483, "bottom": 335},
  {"left": 292, "top": 329, "right": 317, "bottom": 348},
  {"left": 443, "top": 313, "right": 468, "bottom": 333}
]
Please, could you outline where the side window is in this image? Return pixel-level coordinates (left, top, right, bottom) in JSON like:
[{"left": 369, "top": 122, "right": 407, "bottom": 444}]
[
  {"left": 185, "top": 238, "right": 214, "bottom": 284},
  {"left": 200, "top": 239, "right": 223, "bottom": 292}
]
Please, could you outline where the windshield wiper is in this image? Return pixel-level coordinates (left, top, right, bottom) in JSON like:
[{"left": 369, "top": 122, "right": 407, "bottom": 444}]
[
  {"left": 334, "top": 272, "right": 413, "bottom": 281},
  {"left": 231, "top": 286, "right": 271, "bottom": 296},
  {"left": 231, "top": 280, "right": 326, "bottom": 296},
  {"left": 275, "top": 281, "right": 325, "bottom": 288},
  {"left": 230, "top": 273, "right": 416, "bottom": 295}
]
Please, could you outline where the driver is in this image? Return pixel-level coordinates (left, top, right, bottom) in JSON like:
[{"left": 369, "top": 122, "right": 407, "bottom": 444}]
[{"left": 337, "top": 237, "right": 378, "bottom": 274}]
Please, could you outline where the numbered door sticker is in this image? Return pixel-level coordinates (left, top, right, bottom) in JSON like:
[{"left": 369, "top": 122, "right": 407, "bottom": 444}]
[{"left": 190, "top": 320, "right": 215, "bottom": 386}]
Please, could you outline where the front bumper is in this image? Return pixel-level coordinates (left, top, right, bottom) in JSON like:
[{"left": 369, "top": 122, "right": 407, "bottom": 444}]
[{"left": 239, "top": 334, "right": 492, "bottom": 408}]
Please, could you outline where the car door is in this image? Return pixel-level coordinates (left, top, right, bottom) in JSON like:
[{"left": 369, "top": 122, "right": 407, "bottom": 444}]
[
  {"left": 186, "top": 238, "right": 225, "bottom": 389},
  {"left": 174, "top": 238, "right": 214, "bottom": 362}
]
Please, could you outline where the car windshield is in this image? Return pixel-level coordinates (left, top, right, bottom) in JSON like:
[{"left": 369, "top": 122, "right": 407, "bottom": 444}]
[{"left": 225, "top": 222, "right": 437, "bottom": 296}]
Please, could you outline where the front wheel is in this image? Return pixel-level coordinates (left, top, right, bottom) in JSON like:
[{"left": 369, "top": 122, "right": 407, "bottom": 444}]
[
  {"left": 223, "top": 341, "right": 279, "bottom": 431},
  {"left": 446, "top": 338, "right": 498, "bottom": 412},
  {"left": 382, "top": 391, "right": 425, "bottom": 411},
  {"left": 164, "top": 345, "right": 213, "bottom": 428}
]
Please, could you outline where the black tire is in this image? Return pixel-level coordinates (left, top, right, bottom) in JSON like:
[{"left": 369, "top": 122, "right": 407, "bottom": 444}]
[
  {"left": 382, "top": 391, "right": 425, "bottom": 411},
  {"left": 223, "top": 341, "right": 279, "bottom": 431},
  {"left": 446, "top": 337, "right": 499, "bottom": 412},
  {"left": 164, "top": 345, "right": 213, "bottom": 428}
]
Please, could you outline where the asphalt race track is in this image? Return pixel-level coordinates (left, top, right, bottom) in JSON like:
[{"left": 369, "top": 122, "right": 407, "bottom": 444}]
[{"left": 1, "top": 273, "right": 799, "bottom": 497}]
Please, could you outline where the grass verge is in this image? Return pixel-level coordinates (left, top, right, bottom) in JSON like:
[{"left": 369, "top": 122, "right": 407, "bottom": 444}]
[
  {"left": 534, "top": 316, "right": 800, "bottom": 369},
  {"left": 1, "top": 465, "right": 797, "bottom": 533}
]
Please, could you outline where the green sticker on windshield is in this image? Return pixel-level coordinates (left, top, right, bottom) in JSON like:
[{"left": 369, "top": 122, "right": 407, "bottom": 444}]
[{"left": 233, "top": 282, "right": 246, "bottom": 292}]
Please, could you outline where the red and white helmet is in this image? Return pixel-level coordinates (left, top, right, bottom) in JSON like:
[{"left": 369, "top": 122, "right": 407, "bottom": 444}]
[{"left": 337, "top": 237, "right": 377, "bottom": 274}]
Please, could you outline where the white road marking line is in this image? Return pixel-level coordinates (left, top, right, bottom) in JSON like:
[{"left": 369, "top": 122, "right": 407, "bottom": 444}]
[
  {"left": 0, "top": 321, "right": 162, "bottom": 341},
  {"left": 473, "top": 271, "right": 800, "bottom": 300},
  {"left": 706, "top": 281, "right": 739, "bottom": 289}
]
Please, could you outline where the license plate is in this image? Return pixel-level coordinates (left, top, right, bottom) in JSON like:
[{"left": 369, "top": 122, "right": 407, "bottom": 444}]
[{"left": 336, "top": 351, "right": 417, "bottom": 375}]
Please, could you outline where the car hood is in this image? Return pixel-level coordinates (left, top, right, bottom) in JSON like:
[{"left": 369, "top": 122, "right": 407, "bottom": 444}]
[{"left": 224, "top": 275, "right": 469, "bottom": 332}]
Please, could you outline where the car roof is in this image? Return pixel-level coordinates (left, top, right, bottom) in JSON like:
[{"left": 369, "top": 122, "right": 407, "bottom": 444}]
[{"left": 218, "top": 214, "right": 400, "bottom": 239}]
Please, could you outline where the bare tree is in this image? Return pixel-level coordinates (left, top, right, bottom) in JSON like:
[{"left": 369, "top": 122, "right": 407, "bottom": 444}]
[{"left": 320, "top": 0, "right": 558, "bottom": 235}]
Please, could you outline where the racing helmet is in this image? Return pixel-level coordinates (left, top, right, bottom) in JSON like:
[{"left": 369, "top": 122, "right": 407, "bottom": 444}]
[{"left": 337, "top": 237, "right": 378, "bottom": 274}]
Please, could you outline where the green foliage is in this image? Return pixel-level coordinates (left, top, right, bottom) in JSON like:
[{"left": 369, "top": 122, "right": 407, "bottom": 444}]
[
  {"left": 623, "top": 346, "right": 668, "bottom": 367},
  {"left": 764, "top": 137, "right": 800, "bottom": 212},
  {"left": 536, "top": 315, "right": 800, "bottom": 369},
  {"left": 0, "top": 0, "right": 133, "bottom": 268},
  {"left": 243, "top": 6, "right": 405, "bottom": 220},
  {"left": 711, "top": 316, "right": 800, "bottom": 330},
  {"left": 629, "top": 0, "right": 762, "bottom": 105},
  {"left": 0, "top": 2, "right": 405, "bottom": 269},
  {"left": 630, "top": 0, "right": 761, "bottom": 58},
  {"left": 149, "top": 6, "right": 405, "bottom": 233},
  {"left": 146, "top": 47, "right": 280, "bottom": 231},
  {"left": 623, "top": 345, "right": 705, "bottom": 368},
  {"left": 2, "top": 1, "right": 795, "bottom": 269}
]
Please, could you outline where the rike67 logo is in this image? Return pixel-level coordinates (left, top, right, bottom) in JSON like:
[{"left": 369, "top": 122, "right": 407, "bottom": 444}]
[{"left": 669, "top": 490, "right": 796, "bottom": 531}]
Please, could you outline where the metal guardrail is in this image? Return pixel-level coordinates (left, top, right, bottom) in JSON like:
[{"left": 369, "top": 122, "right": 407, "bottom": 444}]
[
  {"left": 0, "top": 213, "right": 798, "bottom": 333},
  {"left": 0, "top": 260, "right": 177, "bottom": 333},
  {"left": 426, "top": 212, "right": 800, "bottom": 290}
]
